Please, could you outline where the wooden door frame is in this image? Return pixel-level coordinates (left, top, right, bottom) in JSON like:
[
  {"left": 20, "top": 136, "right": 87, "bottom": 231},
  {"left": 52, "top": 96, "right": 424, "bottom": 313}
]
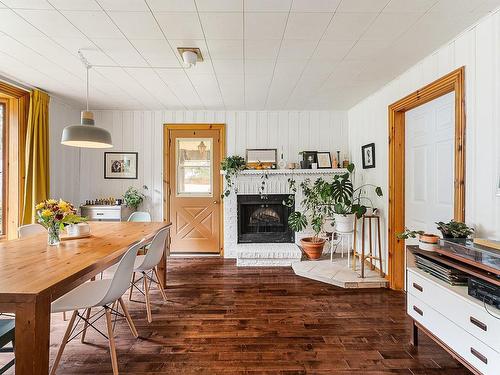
[
  {"left": 388, "top": 67, "right": 466, "bottom": 290},
  {"left": 163, "top": 124, "right": 226, "bottom": 255}
]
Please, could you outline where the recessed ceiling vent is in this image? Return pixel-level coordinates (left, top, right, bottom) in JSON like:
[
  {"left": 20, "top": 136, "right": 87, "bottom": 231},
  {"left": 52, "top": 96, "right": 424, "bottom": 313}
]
[{"left": 177, "top": 47, "right": 203, "bottom": 68}]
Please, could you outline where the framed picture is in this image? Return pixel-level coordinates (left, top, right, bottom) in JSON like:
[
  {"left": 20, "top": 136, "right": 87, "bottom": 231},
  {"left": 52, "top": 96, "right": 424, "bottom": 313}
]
[
  {"left": 301, "top": 151, "right": 317, "bottom": 169},
  {"left": 246, "top": 148, "right": 277, "bottom": 169},
  {"left": 361, "top": 143, "right": 375, "bottom": 169},
  {"left": 104, "top": 152, "right": 138, "bottom": 179},
  {"left": 316, "top": 152, "right": 332, "bottom": 169}
]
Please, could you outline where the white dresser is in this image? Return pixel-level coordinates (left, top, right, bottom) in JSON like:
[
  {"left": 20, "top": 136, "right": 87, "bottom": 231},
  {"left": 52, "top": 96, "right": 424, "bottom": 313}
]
[
  {"left": 407, "top": 247, "right": 500, "bottom": 375},
  {"left": 80, "top": 205, "right": 133, "bottom": 222}
]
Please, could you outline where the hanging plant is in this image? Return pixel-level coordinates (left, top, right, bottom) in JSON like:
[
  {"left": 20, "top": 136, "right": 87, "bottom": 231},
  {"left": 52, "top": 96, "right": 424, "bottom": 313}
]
[
  {"left": 259, "top": 170, "right": 269, "bottom": 195},
  {"left": 221, "top": 155, "right": 246, "bottom": 198}
]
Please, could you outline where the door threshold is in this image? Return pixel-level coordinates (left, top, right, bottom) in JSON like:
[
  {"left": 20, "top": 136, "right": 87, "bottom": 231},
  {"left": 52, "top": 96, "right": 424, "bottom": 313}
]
[{"left": 169, "top": 252, "right": 221, "bottom": 257}]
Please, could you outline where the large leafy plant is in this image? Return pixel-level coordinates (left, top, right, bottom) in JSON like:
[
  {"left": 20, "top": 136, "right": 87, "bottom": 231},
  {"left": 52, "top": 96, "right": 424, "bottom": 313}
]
[
  {"left": 221, "top": 155, "right": 246, "bottom": 198},
  {"left": 435, "top": 220, "right": 474, "bottom": 238},
  {"left": 287, "top": 178, "right": 334, "bottom": 242},
  {"left": 331, "top": 163, "right": 383, "bottom": 218},
  {"left": 123, "top": 186, "right": 145, "bottom": 209}
]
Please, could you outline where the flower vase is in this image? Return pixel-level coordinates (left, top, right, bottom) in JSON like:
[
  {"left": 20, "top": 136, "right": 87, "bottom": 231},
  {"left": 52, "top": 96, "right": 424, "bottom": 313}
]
[{"left": 48, "top": 225, "right": 61, "bottom": 246}]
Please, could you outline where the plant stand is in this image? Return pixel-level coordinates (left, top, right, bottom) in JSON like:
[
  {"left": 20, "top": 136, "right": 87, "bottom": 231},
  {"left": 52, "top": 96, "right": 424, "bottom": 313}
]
[
  {"left": 352, "top": 215, "right": 384, "bottom": 278},
  {"left": 330, "top": 230, "right": 354, "bottom": 267}
]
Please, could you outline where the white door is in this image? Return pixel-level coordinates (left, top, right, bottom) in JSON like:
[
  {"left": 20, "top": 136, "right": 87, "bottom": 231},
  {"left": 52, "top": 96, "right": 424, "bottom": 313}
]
[{"left": 405, "top": 92, "right": 455, "bottom": 239}]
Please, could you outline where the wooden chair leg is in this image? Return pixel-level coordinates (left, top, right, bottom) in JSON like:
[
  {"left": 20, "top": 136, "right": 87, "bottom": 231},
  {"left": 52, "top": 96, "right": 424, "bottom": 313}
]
[
  {"left": 62, "top": 312, "right": 66, "bottom": 321},
  {"left": 118, "top": 297, "right": 138, "bottom": 338},
  {"left": 153, "top": 268, "right": 167, "bottom": 302},
  {"left": 50, "top": 311, "right": 78, "bottom": 375},
  {"left": 81, "top": 308, "right": 91, "bottom": 343},
  {"left": 143, "top": 272, "right": 152, "bottom": 323},
  {"left": 129, "top": 272, "right": 136, "bottom": 301},
  {"left": 105, "top": 307, "right": 119, "bottom": 375}
]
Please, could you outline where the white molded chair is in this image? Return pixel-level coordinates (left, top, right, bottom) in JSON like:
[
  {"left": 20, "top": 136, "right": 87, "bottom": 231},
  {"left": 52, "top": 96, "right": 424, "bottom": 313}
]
[
  {"left": 129, "top": 227, "right": 169, "bottom": 323},
  {"left": 127, "top": 211, "right": 151, "bottom": 222},
  {"left": 18, "top": 223, "right": 45, "bottom": 238},
  {"left": 50, "top": 240, "right": 144, "bottom": 375}
]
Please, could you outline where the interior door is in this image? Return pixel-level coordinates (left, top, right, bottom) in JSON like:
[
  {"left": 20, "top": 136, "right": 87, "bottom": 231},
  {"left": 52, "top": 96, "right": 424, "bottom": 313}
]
[
  {"left": 168, "top": 128, "right": 221, "bottom": 253},
  {"left": 405, "top": 92, "right": 455, "bottom": 239}
]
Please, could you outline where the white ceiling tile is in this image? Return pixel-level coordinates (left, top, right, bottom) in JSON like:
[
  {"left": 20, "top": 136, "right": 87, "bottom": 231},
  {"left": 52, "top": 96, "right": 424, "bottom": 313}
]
[
  {"left": 92, "top": 37, "right": 148, "bottom": 66},
  {"left": 199, "top": 12, "right": 243, "bottom": 39},
  {"left": 302, "top": 60, "right": 337, "bottom": 79},
  {"left": 16, "top": 9, "right": 82, "bottom": 37},
  {"left": 211, "top": 59, "right": 244, "bottom": 75},
  {"left": 323, "top": 12, "right": 377, "bottom": 40},
  {"left": 274, "top": 60, "right": 308, "bottom": 77},
  {"left": 311, "top": 40, "right": 355, "bottom": 60},
  {"left": 337, "top": 0, "right": 390, "bottom": 13},
  {"left": 284, "top": 12, "right": 332, "bottom": 39},
  {"left": 0, "top": 9, "right": 43, "bottom": 37},
  {"left": 107, "top": 11, "right": 163, "bottom": 39},
  {"left": 195, "top": 0, "right": 243, "bottom": 12},
  {"left": 61, "top": 11, "right": 122, "bottom": 38},
  {"left": 245, "top": 12, "right": 288, "bottom": 39},
  {"left": 131, "top": 39, "right": 179, "bottom": 66},
  {"left": 361, "top": 12, "right": 421, "bottom": 41},
  {"left": 345, "top": 40, "right": 391, "bottom": 60},
  {"left": 96, "top": 0, "right": 148, "bottom": 11},
  {"left": 206, "top": 39, "right": 243, "bottom": 59},
  {"left": 244, "top": 0, "right": 292, "bottom": 11},
  {"left": 244, "top": 59, "right": 275, "bottom": 75},
  {"left": 430, "top": 0, "right": 486, "bottom": 13},
  {"left": 154, "top": 69, "right": 204, "bottom": 108},
  {"left": 1, "top": 0, "right": 52, "bottom": 9},
  {"left": 49, "top": 0, "right": 101, "bottom": 11},
  {"left": 155, "top": 13, "right": 204, "bottom": 39},
  {"left": 384, "top": 0, "right": 437, "bottom": 13},
  {"left": 291, "top": 0, "right": 341, "bottom": 12},
  {"left": 278, "top": 39, "right": 317, "bottom": 60},
  {"left": 146, "top": 0, "right": 196, "bottom": 11},
  {"left": 244, "top": 39, "right": 281, "bottom": 59}
]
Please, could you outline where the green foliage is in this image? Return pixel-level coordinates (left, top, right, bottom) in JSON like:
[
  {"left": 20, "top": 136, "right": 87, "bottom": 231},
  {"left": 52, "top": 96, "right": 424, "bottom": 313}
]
[
  {"left": 221, "top": 155, "right": 246, "bottom": 198},
  {"left": 396, "top": 227, "right": 425, "bottom": 240},
  {"left": 435, "top": 220, "right": 474, "bottom": 238},
  {"left": 123, "top": 186, "right": 145, "bottom": 209}
]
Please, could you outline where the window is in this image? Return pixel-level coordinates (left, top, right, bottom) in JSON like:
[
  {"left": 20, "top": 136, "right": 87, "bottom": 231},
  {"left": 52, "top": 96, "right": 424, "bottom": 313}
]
[
  {"left": 0, "top": 102, "right": 5, "bottom": 235},
  {"left": 176, "top": 138, "right": 213, "bottom": 196}
]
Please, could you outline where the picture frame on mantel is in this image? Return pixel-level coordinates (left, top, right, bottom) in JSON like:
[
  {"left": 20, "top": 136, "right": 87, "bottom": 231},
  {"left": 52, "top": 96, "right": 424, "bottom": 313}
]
[
  {"left": 361, "top": 143, "right": 376, "bottom": 169},
  {"left": 316, "top": 152, "right": 332, "bottom": 169},
  {"left": 104, "top": 152, "right": 138, "bottom": 179}
]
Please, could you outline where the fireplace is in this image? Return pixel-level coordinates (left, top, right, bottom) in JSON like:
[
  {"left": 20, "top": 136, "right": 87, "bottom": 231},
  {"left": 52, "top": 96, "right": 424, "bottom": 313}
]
[{"left": 237, "top": 194, "right": 294, "bottom": 244}]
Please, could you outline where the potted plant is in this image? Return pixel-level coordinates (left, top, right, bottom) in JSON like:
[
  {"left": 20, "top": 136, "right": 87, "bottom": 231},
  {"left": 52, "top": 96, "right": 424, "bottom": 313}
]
[
  {"left": 330, "top": 164, "right": 383, "bottom": 232},
  {"left": 287, "top": 178, "right": 333, "bottom": 260},
  {"left": 396, "top": 227, "right": 440, "bottom": 251},
  {"left": 435, "top": 220, "right": 474, "bottom": 239},
  {"left": 221, "top": 155, "right": 246, "bottom": 198},
  {"left": 123, "top": 186, "right": 146, "bottom": 210}
]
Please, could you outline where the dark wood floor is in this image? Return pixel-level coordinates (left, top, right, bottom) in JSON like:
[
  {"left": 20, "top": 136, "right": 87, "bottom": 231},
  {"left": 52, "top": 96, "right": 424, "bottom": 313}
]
[{"left": 13, "top": 258, "right": 471, "bottom": 374}]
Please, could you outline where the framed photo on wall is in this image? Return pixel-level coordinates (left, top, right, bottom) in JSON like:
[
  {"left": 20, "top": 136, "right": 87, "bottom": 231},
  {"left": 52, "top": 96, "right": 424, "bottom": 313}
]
[
  {"left": 316, "top": 152, "right": 332, "bottom": 169},
  {"left": 361, "top": 143, "right": 376, "bottom": 169},
  {"left": 104, "top": 152, "right": 138, "bottom": 179}
]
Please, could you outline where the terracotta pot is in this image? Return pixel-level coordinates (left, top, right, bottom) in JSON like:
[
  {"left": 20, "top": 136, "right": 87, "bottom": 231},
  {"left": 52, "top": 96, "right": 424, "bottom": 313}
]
[
  {"left": 300, "top": 237, "right": 326, "bottom": 260},
  {"left": 418, "top": 233, "right": 440, "bottom": 251}
]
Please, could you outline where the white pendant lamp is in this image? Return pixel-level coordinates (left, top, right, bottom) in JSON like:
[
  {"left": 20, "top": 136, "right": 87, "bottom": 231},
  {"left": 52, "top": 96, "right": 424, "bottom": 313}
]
[{"left": 61, "top": 56, "right": 112, "bottom": 148}]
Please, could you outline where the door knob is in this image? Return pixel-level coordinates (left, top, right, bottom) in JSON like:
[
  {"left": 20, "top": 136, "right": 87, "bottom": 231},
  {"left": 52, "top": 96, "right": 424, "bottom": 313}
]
[{"left": 213, "top": 201, "right": 218, "bottom": 204}]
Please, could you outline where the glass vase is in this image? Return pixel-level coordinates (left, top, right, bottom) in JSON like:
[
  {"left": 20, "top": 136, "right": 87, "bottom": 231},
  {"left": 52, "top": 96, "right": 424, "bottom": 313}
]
[{"left": 48, "top": 224, "right": 61, "bottom": 246}]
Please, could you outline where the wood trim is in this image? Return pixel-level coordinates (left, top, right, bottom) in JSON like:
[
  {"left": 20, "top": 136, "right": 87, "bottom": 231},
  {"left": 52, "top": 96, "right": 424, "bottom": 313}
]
[
  {"left": 163, "top": 124, "right": 226, "bottom": 256},
  {"left": 388, "top": 67, "right": 466, "bottom": 290}
]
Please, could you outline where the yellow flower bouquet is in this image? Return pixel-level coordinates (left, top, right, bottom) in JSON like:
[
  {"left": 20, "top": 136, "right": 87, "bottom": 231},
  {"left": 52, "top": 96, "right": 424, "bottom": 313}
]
[{"left": 36, "top": 199, "right": 87, "bottom": 245}]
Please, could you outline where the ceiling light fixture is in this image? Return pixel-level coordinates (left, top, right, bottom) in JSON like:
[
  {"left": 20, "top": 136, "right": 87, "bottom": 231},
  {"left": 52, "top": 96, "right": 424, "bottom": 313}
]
[
  {"left": 61, "top": 51, "right": 113, "bottom": 149},
  {"left": 177, "top": 47, "right": 203, "bottom": 68}
]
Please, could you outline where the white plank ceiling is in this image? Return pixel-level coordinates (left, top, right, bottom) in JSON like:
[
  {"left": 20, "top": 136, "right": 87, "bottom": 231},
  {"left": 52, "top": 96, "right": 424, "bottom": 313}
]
[{"left": 0, "top": 0, "right": 498, "bottom": 110}]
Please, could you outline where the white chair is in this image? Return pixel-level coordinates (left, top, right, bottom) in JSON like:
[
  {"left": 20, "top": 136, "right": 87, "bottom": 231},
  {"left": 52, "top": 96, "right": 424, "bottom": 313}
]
[
  {"left": 50, "top": 240, "right": 144, "bottom": 375},
  {"left": 129, "top": 227, "right": 169, "bottom": 323},
  {"left": 17, "top": 223, "right": 45, "bottom": 238},
  {"left": 127, "top": 211, "right": 151, "bottom": 222}
]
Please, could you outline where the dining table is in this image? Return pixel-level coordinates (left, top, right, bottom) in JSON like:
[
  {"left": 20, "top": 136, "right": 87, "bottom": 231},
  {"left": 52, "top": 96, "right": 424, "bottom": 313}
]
[{"left": 0, "top": 221, "right": 171, "bottom": 375}]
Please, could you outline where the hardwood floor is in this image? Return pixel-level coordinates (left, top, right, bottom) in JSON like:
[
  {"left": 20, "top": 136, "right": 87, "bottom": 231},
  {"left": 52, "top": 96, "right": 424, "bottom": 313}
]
[{"left": 14, "top": 258, "right": 471, "bottom": 374}]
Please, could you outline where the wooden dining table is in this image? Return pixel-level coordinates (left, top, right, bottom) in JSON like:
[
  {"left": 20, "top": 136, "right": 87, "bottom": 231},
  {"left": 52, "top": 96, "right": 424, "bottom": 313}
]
[{"left": 0, "top": 221, "right": 171, "bottom": 375}]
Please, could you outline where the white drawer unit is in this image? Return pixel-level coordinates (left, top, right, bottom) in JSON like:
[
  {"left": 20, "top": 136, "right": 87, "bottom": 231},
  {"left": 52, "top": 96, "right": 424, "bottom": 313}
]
[{"left": 80, "top": 205, "right": 133, "bottom": 222}]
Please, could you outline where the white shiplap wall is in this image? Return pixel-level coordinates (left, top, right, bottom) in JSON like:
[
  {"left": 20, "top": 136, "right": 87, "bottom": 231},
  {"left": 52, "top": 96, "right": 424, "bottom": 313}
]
[
  {"left": 49, "top": 97, "right": 81, "bottom": 204},
  {"left": 348, "top": 10, "right": 500, "bottom": 271},
  {"left": 77, "top": 110, "right": 348, "bottom": 220}
]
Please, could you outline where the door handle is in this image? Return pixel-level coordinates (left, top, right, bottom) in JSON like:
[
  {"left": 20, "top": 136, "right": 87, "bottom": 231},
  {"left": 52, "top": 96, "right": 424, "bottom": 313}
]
[{"left": 213, "top": 201, "right": 218, "bottom": 204}]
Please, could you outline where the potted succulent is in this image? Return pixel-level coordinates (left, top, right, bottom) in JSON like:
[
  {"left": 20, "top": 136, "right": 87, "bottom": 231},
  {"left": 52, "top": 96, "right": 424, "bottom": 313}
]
[
  {"left": 330, "top": 164, "right": 383, "bottom": 232},
  {"left": 221, "top": 155, "right": 246, "bottom": 198},
  {"left": 287, "top": 178, "right": 333, "bottom": 260},
  {"left": 435, "top": 220, "right": 474, "bottom": 239},
  {"left": 397, "top": 228, "right": 440, "bottom": 251}
]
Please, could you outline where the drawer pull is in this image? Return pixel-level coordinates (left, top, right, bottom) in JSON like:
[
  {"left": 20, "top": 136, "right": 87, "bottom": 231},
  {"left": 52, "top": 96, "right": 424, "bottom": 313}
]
[
  {"left": 96, "top": 212, "right": 104, "bottom": 216},
  {"left": 412, "top": 282, "right": 423, "bottom": 292},
  {"left": 413, "top": 305, "right": 423, "bottom": 316},
  {"left": 470, "top": 316, "right": 487, "bottom": 332},
  {"left": 470, "top": 348, "right": 488, "bottom": 364}
]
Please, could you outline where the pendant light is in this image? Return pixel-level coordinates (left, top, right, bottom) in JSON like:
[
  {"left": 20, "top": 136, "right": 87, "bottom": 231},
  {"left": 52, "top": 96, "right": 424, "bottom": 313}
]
[{"left": 61, "top": 54, "right": 112, "bottom": 148}]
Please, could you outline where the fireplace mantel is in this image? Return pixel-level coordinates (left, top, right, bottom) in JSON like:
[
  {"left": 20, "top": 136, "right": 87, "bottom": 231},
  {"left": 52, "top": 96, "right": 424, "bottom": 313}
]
[{"left": 221, "top": 168, "right": 348, "bottom": 176}]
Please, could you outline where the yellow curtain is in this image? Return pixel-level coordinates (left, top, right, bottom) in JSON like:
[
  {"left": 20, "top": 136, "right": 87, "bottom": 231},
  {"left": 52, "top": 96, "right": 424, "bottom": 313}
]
[{"left": 21, "top": 89, "right": 50, "bottom": 224}]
